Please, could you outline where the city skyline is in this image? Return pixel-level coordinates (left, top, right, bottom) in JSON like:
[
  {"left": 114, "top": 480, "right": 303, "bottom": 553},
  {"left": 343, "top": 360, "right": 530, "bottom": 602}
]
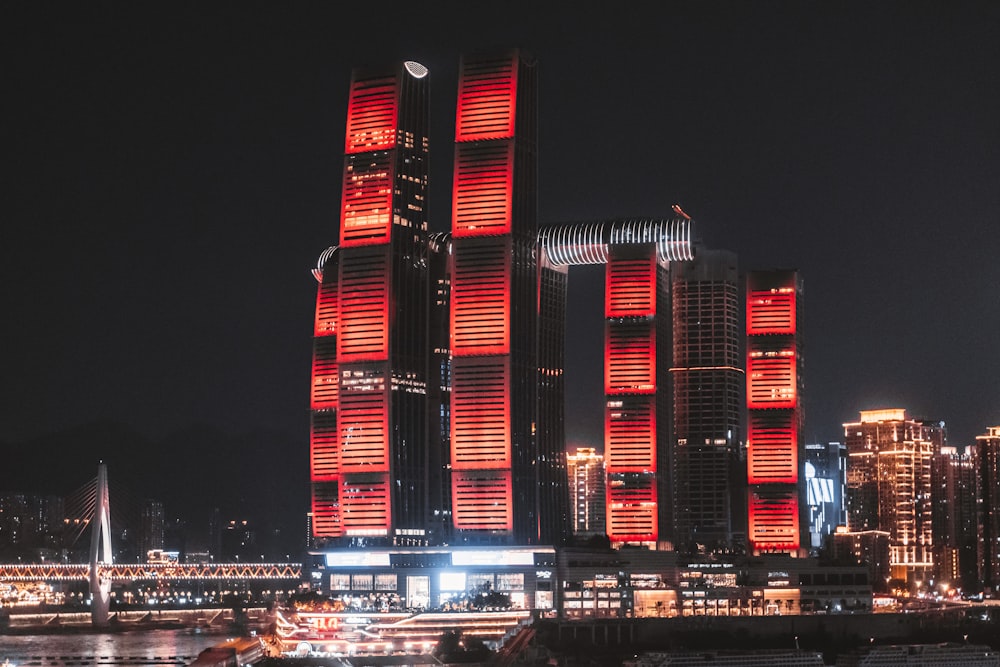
[{"left": 3, "top": 0, "right": 998, "bottom": 501}]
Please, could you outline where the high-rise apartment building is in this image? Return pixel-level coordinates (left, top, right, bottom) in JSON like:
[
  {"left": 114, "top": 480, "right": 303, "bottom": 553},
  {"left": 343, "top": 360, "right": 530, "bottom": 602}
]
[
  {"left": 843, "top": 409, "right": 944, "bottom": 587},
  {"left": 670, "top": 247, "right": 743, "bottom": 552},
  {"left": 745, "top": 269, "right": 804, "bottom": 555},
  {"left": 566, "top": 447, "right": 606, "bottom": 538},
  {"left": 975, "top": 426, "right": 1000, "bottom": 592},
  {"left": 931, "top": 446, "right": 977, "bottom": 591}
]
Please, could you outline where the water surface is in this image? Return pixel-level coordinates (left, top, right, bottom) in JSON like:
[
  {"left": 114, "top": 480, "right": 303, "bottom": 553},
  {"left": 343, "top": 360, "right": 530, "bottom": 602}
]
[{"left": 0, "top": 629, "right": 227, "bottom": 666}]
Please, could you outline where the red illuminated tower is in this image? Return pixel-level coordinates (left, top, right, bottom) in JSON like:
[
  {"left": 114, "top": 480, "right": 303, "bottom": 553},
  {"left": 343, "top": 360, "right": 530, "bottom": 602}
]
[
  {"left": 309, "top": 51, "right": 696, "bottom": 550},
  {"left": 448, "top": 49, "right": 541, "bottom": 543},
  {"left": 745, "top": 269, "right": 803, "bottom": 555},
  {"left": 604, "top": 243, "right": 667, "bottom": 547},
  {"left": 309, "top": 60, "right": 431, "bottom": 545},
  {"left": 537, "top": 220, "right": 694, "bottom": 548}
]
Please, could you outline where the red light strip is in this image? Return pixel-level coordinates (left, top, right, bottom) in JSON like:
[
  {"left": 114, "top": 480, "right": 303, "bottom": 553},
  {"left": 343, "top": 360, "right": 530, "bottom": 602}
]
[
  {"left": 452, "top": 142, "right": 514, "bottom": 236},
  {"left": 345, "top": 76, "right": 399, "bottom": 154},
  {"left": 605, "top": 255, "right": 656, "bottom": 317},
  {"left": 455, "top": 55, "right": 517, "bottom": 141},
  {"left": 452, "top": 470, "right": 513, "bottom": 530}
]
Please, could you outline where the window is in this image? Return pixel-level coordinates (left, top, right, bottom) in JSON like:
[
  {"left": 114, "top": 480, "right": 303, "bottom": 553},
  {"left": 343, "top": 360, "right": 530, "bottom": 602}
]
[{"left": 496, "top": 573, "right": 524, "bottom": 591}]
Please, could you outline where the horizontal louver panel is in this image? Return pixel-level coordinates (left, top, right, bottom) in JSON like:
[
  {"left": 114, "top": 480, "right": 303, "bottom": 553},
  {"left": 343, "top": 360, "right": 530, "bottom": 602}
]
[
  {"left": 748, "top": 490, "right": 800, "bottom": 551},
  {"left": 747, "top": 289, "right": 796, "bottom": 335},
  {"left": 337, "top": 247, "right": 389, "bottom": 361},
  {"left": 452, "top": 141, "right": 514, "bottom": 236},
  {"left": 311, "top": 338, "right": 338, "bottom": 409},
  {"left": 606, "top": 476, "right": 657, "bottom": 543},
  {"left": 456, "top": 55, "right": 517, "bottom": 141},
  {"left": 606, "top": 255, "right": 656, "bottom": 317},
  {"left": 451, "top": 238, "right": 510, "bottom": 355},
  {"left": 341, "top": 474, "right": 390, "bottom": 536},
  {"left": 311, "top": 481, "right": 341, "bottom": 537},
  {"left": 747, "top": 348, "right": 797, "bottom": 408},
  {"left": 748, "top": 411, "right": 798, "bottom": 484},
  {"left": 451, "top": 470, "right": 513, "bottom": 531},
  {"left": 340, "top": 153, "right": 394, "bottom": 246},
  {"left": 339, "top": 368, "right": 389, "bottom": 473},
  {"left": 451, "top": 357, "right": 510, "bottom": 468},
  {"left": 605, "top": 396, "right": 656, "bottom": 472},
  {"left": 605, "top": 320, "right": 655, "bottom": 393},
  {"left": 345, "top": 75, "right": 398, "bottom": 154},
  {"left": 314, "top": 280, "right": 338, "bottom": 336},
  {"left": 310, "top": 408, "right": 339, "bottom": 479}
]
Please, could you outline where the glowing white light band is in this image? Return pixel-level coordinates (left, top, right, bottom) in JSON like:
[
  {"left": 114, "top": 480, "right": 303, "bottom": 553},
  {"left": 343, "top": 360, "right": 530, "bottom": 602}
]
[
  {"left": 538, "top": 218, "right": 694, "bottom": 267},
  {"left": 404, "top": 61, "right": 429, "bottom": 79},
  {"left": 312, "top": 246, "right": 338, "bottom": 282}
]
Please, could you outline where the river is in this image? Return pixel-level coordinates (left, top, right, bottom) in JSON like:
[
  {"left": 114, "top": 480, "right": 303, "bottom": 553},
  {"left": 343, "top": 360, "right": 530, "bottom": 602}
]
[{"left": 0, "top": 628, "right": 228, "bottom": 666}]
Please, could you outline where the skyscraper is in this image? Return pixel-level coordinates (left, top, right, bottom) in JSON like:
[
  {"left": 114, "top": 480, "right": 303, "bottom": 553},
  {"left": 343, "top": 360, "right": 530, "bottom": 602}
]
[
  {"left": 539, "top": 219, "right": 693, "bottom": 549},
  {"left": 975, "top": 426, "right": 1000, "bottom": 591},
  {"left": 931, "top": 446, "right": 977, "bottom": 592},
  {"left": 670, "top": 246, "right": 743, "bottom": 553},
  {"left": 843, "top": 409, "right": 943, "bottom": 587},
  {"left": 308, "top": 52, "right": 695, "bottom": 551},
  {"left": 745, "top": 269, "right": 804, "bottom": 556},
  {"left": 566, "top": 447, "right": 606, "bottom": 538},
  {"left": 309, "top": 59, "right": 431, "bottom": 546},
  {"left": 604, "top": 241, "right": 669, "bottom": 548},
  {"left": 447, "top": 49, "right": 545, "bottom": 544}
]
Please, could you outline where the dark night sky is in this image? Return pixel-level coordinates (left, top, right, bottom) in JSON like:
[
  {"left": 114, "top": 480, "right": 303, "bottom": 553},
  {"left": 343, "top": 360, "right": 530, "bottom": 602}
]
[{"left": 3, "top": 2, "right": 999, "bottom": 501}]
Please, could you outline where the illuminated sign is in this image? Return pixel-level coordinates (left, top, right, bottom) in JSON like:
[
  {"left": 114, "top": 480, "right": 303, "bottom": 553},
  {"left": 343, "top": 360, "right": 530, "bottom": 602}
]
[
  {"left": 451, "top": 550, "right": 535, "bottom": 566},
  {"left": 325, "top": 552, "right": 391, "bottom": 567},
  {"left": 309, "top": 615, "right": 340, "bottom": 632}
]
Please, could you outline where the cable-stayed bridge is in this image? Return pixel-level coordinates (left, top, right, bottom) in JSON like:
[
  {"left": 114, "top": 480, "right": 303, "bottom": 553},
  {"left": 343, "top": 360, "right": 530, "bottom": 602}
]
[{"left": 1, "top": 463, "right": 302, "bottom": 626}]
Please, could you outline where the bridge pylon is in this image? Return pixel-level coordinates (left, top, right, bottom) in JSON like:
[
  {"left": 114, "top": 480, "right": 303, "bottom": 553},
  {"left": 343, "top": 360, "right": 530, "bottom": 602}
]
[{"left": 89, "top": 462, "right": 113, "bottom": 627}]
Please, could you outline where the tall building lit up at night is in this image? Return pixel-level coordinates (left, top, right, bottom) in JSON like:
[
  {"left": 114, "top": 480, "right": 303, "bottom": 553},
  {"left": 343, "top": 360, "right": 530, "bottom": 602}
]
[
  {"left": 309, "top": 60, "right": 432, "bottom": 545},
  {"left": 601, "top": 234, "right": 671, "bottom": 548},
  {"left": 931, "top": 445, "right": 977, "bottom": 591},
  {"left": 843, "top": 409, "right": 944, "bottom": 587},
  {"left": 307, "top": 50, "right": 729, "bottom": 552},
  {"left": 975, "top": 426, "right": 1000, "bottom": 591},
  {"left": 670, "top": 246, "right": 744, "bottom": 553},
  {"left": 447, "top": 50, "right": 548, "bottom": 544},
  {"left": 566, "top": 447, "right": 606, "bottom": 538},
  {"left": 745, "top": 269, "right": 804, "bottom": 556},
  {"left": 539, "top": 220, "right": 693, "bottom": 548}
]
